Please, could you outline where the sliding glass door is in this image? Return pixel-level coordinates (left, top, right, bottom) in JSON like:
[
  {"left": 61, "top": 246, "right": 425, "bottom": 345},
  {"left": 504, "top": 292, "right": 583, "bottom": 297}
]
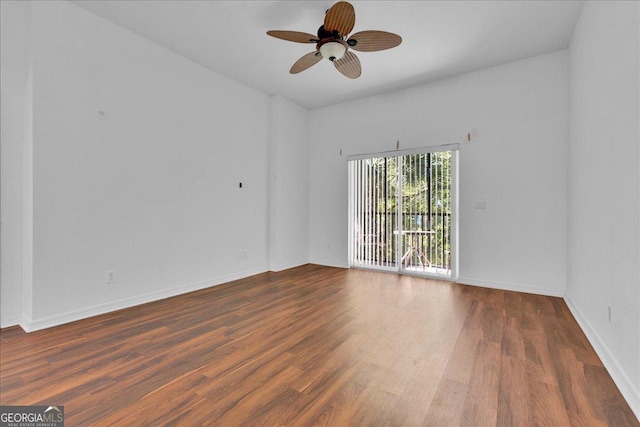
[{"left": 349, "top": 149, "right": 456, "bottom": 279}]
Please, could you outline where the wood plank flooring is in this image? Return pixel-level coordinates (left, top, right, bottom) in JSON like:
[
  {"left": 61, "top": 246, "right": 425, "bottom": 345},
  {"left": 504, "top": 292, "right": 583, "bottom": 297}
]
[{"left": 1, "top": 264, "right": 638, "bottom": 426}]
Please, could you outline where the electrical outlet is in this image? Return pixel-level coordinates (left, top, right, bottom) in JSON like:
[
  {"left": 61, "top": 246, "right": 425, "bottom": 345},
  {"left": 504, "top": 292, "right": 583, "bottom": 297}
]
[
  {"left": 237, "top": 250, "right": 248, "bottom": 260},
  {"left": 474, "top": 199, "right": 486, "bottom": 210},
  {"left": 106, "top": 270, "right": 115, "bottom": 284}
]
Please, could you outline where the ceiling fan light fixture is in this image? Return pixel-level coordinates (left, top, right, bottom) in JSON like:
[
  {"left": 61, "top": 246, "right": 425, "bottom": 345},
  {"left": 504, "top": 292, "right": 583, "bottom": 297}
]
[{"left": 319, "top": 41, "right": 346, "bottom": 61}]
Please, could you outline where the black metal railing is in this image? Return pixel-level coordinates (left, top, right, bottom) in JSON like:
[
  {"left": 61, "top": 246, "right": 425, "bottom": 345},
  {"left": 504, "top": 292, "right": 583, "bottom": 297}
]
[{"left": 354, "top": 211, "right": 451, "bottom": 270}]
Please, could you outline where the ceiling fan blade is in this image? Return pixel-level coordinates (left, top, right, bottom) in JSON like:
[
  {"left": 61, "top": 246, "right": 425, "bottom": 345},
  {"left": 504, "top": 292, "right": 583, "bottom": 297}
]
[
  {"left": 334, "top": 51, "right": 361, "bottom": 79},
  {"left": 267, "top": 30, "right": 318, "bottom": 44},
  {"left": 348, "top": 30, "right": 402, "bottom": 52},
  {"left": 324, "top": 1, "right": 355, "bottom": 37},
  {"left": 290, "top": 51, "right": 322, "bottom": 74}
]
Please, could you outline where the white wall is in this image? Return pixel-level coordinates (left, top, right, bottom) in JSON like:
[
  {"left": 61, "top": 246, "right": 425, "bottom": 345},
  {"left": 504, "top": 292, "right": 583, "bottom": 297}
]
[
  {"left": 567, "top": 1, "right": 640, "bottom": 417},
  {"left": 269, "top": 95, "right": 309, "bottom": 271},
  {"left": 1, "top": 92, "right": 25, "bottom": 326},
  {"left": 0, "top": 0, "right": 29, "bottom": 327},
  {"left": 7, "top": 0, "right": 273, "bottom": 330},
  {"left": 309, "top": 51, "right": 569, "bottom": 296}
]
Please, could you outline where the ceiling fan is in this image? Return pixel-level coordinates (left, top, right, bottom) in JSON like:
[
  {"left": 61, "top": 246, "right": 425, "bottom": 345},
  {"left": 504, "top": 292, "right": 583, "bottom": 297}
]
[{"left": 267, "top": 1, "right": 402, "bottom": 79}]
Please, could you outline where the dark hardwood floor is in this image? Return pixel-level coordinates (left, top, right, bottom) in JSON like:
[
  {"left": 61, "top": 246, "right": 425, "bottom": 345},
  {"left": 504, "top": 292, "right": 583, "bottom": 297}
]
[{"left": 1, "top": 264, "right": 638, "bottom": 426}]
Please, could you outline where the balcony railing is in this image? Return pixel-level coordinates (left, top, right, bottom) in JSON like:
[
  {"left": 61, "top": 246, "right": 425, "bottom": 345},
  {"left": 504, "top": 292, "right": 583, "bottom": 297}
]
[{"left": 354, "top": 211, "right": 451, "bottom": 273}]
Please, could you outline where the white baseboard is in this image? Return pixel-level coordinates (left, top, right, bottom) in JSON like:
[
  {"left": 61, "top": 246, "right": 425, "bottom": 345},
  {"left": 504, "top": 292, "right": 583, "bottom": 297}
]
[
  {"left": 269, "top": 260, "right": 309, "bottom": 272},
  {"left": 20, "top": 267, "right": 268, "bottom": 333},
  {"left": 456, "top": 276, "right": 565, "bottom": 297},
  {"left": 564, "top": 296, "right": 640, "bottom": 421},
  {"left": 309, "top": 258, "right": 349, "bottom": 269},
  {"left": 0, "top": 314, "right": 22, "bottom": 329}
]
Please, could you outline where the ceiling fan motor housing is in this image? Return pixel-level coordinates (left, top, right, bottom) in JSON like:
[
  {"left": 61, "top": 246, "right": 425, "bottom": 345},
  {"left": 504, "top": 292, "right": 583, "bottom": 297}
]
[{"left": 317, "top": 25, "right": 340, "bottom": 40}]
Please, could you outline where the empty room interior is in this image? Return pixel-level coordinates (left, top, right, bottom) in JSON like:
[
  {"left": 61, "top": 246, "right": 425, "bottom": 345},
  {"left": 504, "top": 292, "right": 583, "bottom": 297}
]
[{"left": 1, "top": 0, "right": 639, "bottom": 425}]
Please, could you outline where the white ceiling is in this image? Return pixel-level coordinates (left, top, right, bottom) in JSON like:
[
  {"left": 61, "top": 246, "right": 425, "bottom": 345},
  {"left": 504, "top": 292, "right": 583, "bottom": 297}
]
[{"left": 71, "top": 1, "right": 583, "bottom": 109}]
